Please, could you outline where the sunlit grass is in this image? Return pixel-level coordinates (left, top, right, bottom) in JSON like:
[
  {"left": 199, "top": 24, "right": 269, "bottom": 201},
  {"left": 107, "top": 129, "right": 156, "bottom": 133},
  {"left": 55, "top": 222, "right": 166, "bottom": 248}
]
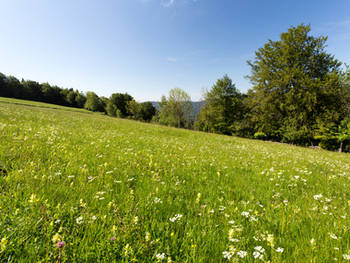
[{"left": 1, "top": 97, "right": 350, "bottom": 262}]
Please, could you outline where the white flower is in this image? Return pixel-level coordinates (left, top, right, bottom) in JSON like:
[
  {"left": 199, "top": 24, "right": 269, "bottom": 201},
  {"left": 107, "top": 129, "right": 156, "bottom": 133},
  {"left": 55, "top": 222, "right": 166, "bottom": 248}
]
[
  {"left": 253, "top": 251, "right": 263, "bottom": 260},
  {"left": 154, "top": 197, "right": 163, "bottom": 204},
  {"left": 343, "top": 254, "right": 350, "bottom": 260},
  {"left": 169, "top": 214, "right": 183, "bottom": 222},
  {"left": 254, "top": 246, "right": 265, "bottom": 253},
  {"left": 276, "top": 247, "right": 284, "bottom": 253},
  {"left": 237, "top": 251, "right": 247, "bottom": 258},
  {"left": 222, "top": 251, "right": 233, "bottom": 259},
  {"left": 313, "top": 194, "right": 323, "bottom": 200},
  {"left": 156, "top": 253, "right": 166, "bottom": 260},
  {"left": 241, "top": 211, "right": 250, "bottom": 218},
  {"left": 329, "top": 233, "right": 338, "bottom": 240},
  {"left": 229, "top": 238, "right": 240, "bottom": 243},
  {"left": 76, "top": 216, "right": 83, "bottom": 224}
]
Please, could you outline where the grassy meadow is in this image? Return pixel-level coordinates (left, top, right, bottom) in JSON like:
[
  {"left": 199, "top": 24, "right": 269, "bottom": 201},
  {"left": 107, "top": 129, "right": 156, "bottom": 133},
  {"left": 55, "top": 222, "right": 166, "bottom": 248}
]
[{"left": 1, "top": 97, "right": 350, "bottom": 262}]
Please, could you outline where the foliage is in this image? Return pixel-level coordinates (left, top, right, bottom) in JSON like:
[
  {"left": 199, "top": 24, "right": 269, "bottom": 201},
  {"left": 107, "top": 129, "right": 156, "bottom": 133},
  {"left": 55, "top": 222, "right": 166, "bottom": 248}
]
[
  {"left": 159, "top": 88, "right": 194, "bottom": 128},
  {"left": 195, "top": 75, "right": 245, "bottom": 135},
  {"left": 84, "top": 92, "right": 104, "bottom": 112},
  {"left": 246, "top": 24, "right": 343, "bottom": 144}
]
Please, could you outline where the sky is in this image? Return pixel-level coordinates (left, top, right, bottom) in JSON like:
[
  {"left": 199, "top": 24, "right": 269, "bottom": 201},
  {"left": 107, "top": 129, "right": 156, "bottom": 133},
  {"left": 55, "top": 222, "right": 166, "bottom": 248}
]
[{"left": 0, "top": 0, "right": 350, "bottom": 102}]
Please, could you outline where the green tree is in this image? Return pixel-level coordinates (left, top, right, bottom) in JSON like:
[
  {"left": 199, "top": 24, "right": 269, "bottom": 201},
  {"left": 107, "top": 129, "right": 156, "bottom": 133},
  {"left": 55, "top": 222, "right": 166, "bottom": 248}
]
[
  {"left": 159, "top": 88, "right": 193, "bottom": 128},
  {"left": 195, "top": 75, "right": 245, "bottom": 135},
  {"left": 247, "top": 24, "right": 343, "bottom": 144},
  {"left": 84, "top": 92, "right": 104, "bottom": 112},
  {"left": 109, "top": 93, "right": 134, "bottom": 117},
  {"left": 139, "top": 102, "right": 156, "bottom": 122}
]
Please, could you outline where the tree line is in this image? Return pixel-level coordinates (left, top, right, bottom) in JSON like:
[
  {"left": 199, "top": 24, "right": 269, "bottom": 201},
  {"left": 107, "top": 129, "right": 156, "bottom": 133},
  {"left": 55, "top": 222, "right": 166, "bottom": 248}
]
[
  {"left": 1, "top": 24, "right": 350, "bottom": 151},
  {"left": 0, "top": 74, "right": 156, "bottom": 122}
]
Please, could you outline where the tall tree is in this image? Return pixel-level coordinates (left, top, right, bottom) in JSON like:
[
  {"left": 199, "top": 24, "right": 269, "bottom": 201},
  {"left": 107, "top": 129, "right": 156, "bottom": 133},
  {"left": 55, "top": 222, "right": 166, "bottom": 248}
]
[
  {"left": 195, "top": 75, "right": 244, "bottom": 135},
  {"left": 159, "top": 88, "right": 193, "bottom": 128},
  {"left": 247, "top": 24, "right": 343, "bottom": 144},
  {"left": 84, "top": 92, "right": 104, "bottom": 112}
]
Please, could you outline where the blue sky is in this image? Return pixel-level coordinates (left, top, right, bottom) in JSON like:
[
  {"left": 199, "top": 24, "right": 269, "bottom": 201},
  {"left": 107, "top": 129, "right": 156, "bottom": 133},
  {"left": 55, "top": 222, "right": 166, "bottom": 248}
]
[{"left": 0, "top": 0, "right": 350, "bottom": 101}]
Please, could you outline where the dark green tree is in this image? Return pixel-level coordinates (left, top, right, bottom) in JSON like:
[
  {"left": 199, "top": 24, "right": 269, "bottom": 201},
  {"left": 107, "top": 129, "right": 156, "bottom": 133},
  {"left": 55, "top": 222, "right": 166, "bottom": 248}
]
[
  {"left": 195, "top": 75, "right": 245, "bottom": 135},
  {"left": 247, "top": 24, "right": 343, "bottom": 144}
]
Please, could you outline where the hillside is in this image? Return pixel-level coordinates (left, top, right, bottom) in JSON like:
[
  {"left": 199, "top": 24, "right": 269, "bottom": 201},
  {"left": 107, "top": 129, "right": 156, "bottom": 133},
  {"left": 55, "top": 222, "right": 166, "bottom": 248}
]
[{"left": 1, "top": 97, "right": 350, "bottom": 262}]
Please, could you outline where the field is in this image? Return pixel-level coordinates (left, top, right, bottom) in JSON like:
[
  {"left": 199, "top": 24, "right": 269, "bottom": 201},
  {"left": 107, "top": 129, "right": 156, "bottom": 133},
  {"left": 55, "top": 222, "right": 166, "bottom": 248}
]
[{"left": 1, "top": 97, "right": 350, "bottom": 262}]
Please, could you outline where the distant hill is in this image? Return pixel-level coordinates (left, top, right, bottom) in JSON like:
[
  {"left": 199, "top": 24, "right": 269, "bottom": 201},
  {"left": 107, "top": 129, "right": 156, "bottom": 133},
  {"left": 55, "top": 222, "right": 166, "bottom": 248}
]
[{"left": 150, "top": 101, "right": 206, "bottom": 119}]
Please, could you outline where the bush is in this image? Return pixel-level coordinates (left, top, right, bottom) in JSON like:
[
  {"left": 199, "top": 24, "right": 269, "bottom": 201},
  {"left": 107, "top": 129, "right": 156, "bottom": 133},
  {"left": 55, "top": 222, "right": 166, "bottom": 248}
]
[{"left": 254, "top": 132, "right": 267, "bottom": 140}]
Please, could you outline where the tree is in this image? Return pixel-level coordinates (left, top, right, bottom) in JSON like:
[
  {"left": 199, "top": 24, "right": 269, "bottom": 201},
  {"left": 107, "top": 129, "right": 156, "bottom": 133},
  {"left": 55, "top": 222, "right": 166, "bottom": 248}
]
[
  {"left": 139, "top": 102, "right": 156, "bottom": 122},
  {"left": 84, "top": 92, "right": 104, "bottom": 112},
  {"left": 195, "top": 75, "right": 245, "bottom": 135},
  {"left": 246, "top": 24, "right": 343, "bottom": 144},
  {"left": 159, "top": 88, "right": 194, "bottom": 128},
  {"left": 109, "top": 93, "right": 134, "bottom": 117}
]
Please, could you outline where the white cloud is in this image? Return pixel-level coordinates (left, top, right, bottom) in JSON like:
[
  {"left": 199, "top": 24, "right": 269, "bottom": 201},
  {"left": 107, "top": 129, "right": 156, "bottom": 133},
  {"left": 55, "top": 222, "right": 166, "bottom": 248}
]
[{"left": 161, "top": 0, "right": 175, "bottom": 7}]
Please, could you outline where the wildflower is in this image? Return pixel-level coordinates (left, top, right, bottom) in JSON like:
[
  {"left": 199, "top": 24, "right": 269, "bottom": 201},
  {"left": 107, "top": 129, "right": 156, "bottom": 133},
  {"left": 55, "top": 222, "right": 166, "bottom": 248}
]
[
  {"left": 241, "top": 211, "right": 250, "bottom": 218},
  {"left": 343, "top": 254, "right": 350, "bottom": 260},
  {"left": 222, "top": 251, "right": 233, "bottom": 259},
  {"left": 76, "top": 216, "right": 83, "bottom": 224},
  {"left": 276, "top": 247, "right": 284, "bottom": 253},
  {"left": 154, "top": 197, "right": 162, "bottom": 204},
  {"left": 145, "top": 232, "right": 151, "bottom": 242},
  {"left": 57, "top": 241, "right": 65, "bottom": 248},
  {"left": 253, "top": 251, "right": 263, "bottom": 260},
  {"left": 195, "top": 193, "right": 201, "bottom": 204},
  {"left": 237, "top": 250, "right": 247, "bottom": 258},
  {"left": 0, "top": 236, "right": 8, "bottom": 252},
  {"left": 28, "top": 194, "right": 39, "bottom": 203},
  {"left": 267, "top": 234, "right": 275, "bottom": 247},
  {"left": 169, "top": 214, "right": 183, "bottom": 222},
  {"left": 329, "top": 233, "right": 338, "bottom": 240},
  {"left": 110, "top": 237, "right": 116, "bottom": 242},
  {"left": 156, "top": 253, "right": 166, "bottom": 260},
  {"left": 52, "top": 233, "right": 61, "bottom": 243},
  {"left": 313, "top": 194, "right": 323, "bottom": 200}
]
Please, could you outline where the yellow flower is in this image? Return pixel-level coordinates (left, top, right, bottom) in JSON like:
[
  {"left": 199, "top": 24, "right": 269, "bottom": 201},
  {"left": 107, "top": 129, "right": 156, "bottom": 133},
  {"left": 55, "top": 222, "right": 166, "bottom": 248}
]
[
  {"left": 28, "top": 194, "right": 39, "bottom": 204},
  {"left": 52, "top": 233, "right": 61, "bottom": 243},
  {"left": 0, "top": 236, "right": 8, "bottom": 252}
]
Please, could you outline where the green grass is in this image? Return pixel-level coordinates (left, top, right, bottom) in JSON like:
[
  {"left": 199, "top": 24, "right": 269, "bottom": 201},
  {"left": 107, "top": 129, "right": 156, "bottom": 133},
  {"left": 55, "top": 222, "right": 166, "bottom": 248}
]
[{"left": 1, "top": 97, "right": 350, "bottom": 262}]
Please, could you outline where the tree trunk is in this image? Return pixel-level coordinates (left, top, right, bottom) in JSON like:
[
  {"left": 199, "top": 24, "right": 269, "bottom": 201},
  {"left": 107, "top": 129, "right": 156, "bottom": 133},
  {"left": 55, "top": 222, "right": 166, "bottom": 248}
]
[{"left": 339, "top": 141, "right": 343, "bottom": 152}]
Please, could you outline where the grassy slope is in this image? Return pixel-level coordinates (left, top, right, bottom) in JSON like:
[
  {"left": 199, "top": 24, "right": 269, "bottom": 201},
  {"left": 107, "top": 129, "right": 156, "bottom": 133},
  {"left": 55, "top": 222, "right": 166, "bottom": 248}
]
[{"left": 1, "top": 97, "right": 350, "bottom": 262}]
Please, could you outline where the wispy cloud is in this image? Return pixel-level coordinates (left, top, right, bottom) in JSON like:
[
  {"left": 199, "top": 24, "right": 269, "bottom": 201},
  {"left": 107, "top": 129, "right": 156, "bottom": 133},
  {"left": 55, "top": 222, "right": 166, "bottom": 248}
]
[
  {"left": 161, "top": 0, "right": 175, "bottom": 7},
  {"left": 166, "top": 57, "right": 178, "bottom": 62}
]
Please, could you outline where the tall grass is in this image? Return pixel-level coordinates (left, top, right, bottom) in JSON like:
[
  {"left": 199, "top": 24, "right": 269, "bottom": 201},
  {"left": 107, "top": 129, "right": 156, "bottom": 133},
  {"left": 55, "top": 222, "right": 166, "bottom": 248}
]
[{"left": 1, "top": 98, "right": 350, "bottom": 262}]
